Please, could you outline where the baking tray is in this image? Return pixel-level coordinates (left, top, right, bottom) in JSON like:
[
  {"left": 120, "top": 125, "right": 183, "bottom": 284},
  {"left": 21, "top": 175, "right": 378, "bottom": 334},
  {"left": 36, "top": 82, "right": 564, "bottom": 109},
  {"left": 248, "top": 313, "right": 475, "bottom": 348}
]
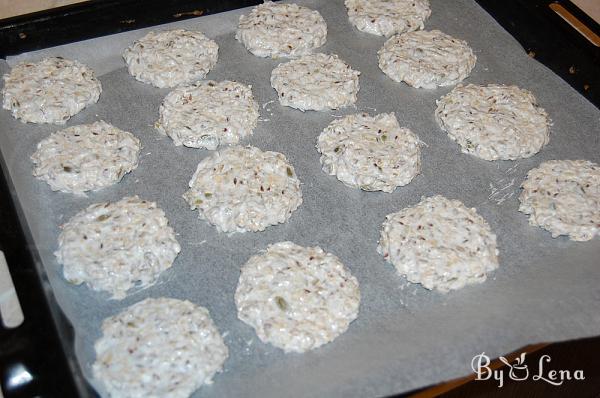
[{"left": 1, "top": 1, "right": 599, "bottom": 397}]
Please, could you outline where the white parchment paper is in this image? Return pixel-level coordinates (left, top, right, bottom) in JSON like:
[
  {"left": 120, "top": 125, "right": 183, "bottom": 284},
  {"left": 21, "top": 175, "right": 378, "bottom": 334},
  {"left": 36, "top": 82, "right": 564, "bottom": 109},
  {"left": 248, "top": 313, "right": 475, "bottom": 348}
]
[{"left": 1, "top": 1, "right": 599, "bottom": 397}]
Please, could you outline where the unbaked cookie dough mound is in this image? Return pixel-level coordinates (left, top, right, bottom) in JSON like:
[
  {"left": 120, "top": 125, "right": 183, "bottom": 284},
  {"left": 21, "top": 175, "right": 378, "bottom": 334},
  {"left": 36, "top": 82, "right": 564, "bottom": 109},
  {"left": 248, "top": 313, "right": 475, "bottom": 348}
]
[
  {"left": 156, "top": 80, "right": 259, "bottom": 150},
  {"left": 378, "top": 30, "right": 476, "bottom": 89},
  {"left": 519, "top": 160, "right": 600, "bottom": 241},
  {"left": 270, "top": 53, "right": 360, "bottom": 111},
  {"left": 345, "top": 0, "right": 431, "bottom": 37},
  {"left": 93, "top": 297, "right": 228, "bottom": 398},
  {"left": 435, "top": 84, "right": 550, "bottom": 161},
  {"left": 317, "top": 112, "right": 421, "bottom": 192},
  {"left": 31, "top": 121, "right": 141, "bottom": 194},
  {"left": 183, "top": 146, "right": 302, "bottom": 233},
  {"left": 123, "top": 29, "right": 218, "bottom": 88},
  {"left": 378, "top": 196, "right": 499, "bottom": 292},
  {"left": 55, "top": 196, "right": 181, "bottom": 299},
  {"left": 2, "top": 57, "right": 101, "bottom": 124},
  {"left": 236, "top": 1, "right": 327, "bottom": 58},
  {"left": 235, "top": 241, "right": 360, "bottom": 353}
]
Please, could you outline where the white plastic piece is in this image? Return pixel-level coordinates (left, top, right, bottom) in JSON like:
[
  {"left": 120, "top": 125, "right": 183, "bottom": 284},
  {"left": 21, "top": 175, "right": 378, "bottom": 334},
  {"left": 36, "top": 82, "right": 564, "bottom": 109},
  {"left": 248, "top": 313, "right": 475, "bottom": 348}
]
[{"left": 0, "top": 251, "right": 24, "bottom": 329}]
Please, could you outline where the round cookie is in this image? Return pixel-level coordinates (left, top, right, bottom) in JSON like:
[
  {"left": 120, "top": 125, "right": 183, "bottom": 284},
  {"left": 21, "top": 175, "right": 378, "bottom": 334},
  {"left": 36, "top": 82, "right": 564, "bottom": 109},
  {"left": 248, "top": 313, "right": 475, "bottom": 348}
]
[
  {"left": 123, "top": 29, "right": 218, "bottom": 88},
  {"left": 236, "top": 1, "right": 327, "bottom": 58},
  {"left": 156, "top": 80, "right": 259, "bottom": 150},
  {"left": 183, "top": 146, "right": 302, "bottom": 233},
  {"left": 519, "top": 160, "right": 600, "bottom": 241},
  {"left": 270, "top": 53, "right": 360, "bottom": 111},
  {"left": 345, "top": 0, "right": 431, "bottom": 37},
  {"left": 378, "top": 30, "right": 476, "bottom": 89},
  {"left": 93, "top": 297, "right": 228, "bottom": 398},
  {"left": 55, "top": 196, "right": 181, "bottom": 299},
  {"left": 235, "top": 241, "right": 360, "bottom": 353},
  {"left": 317, "top": 112, "right": 421, "bottom": 192},
  {"left": 31, "top": 121, "right": 141, "bottom": 194},
  {"left": 377, "top": 195, "right": 499, "bottom": 292},
  {"left": 2, "top": 57, "right": 101, "bottom": 124},
  {"left": 435, "top": 84, "right": 550, "bottom": 161}
]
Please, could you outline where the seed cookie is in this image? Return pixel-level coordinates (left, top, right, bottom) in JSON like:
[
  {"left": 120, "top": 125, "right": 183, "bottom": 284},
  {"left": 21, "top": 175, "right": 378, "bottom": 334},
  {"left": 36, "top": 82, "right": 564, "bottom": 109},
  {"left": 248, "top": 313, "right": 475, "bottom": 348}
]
[
  {"left": 123, "top": 29, "right": 218, "bottom": 88},
  {"left": 378, "top": 30, "right": 476, "bottom": 89},
  {"left": 93, "top": 297, "right": 228, "bottom": 398},
  {"left": 55, "top": 196, "right": 181, "bottom": 299},
  {"left": 236, "top": 1, "right": 327, "bottom": 58},
  {"left": 235, "top": 241, "right": 360, "bottom": 353},
  {"left": 271, "top": 53, "right": 360, "bottom": 111},
  {"left": 435, "top": 84, "right": 550, "bottom": 160},
  {"left": 183, "top": 146, "right": 302, "bottom": 233},
  {"left": 519, "top": 160, "right": 600, "bottom": 241},
  {"left": 156, "top": 80, "right": 259, "bottom": 150},
  {"left": 31, "top": 121, "right": 140, "bottom": 194},
  {"left": 378, "top": 195, "right": 499, "bottom": 292},
  {"left": 317, "top": 112, "right": 421, "bottom": 192},
  {"left": 345, "top": 0, "right": 431, "bottom": 37},
  {"left": 2, "top": 57, "right": 101, "bottom": 124}
]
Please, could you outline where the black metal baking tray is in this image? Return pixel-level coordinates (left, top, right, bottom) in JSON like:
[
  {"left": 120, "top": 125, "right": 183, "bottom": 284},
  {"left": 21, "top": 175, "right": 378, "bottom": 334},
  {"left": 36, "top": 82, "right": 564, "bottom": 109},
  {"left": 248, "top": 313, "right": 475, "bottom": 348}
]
[{"left": 0, "top": 1, "right": 598, "bottom": 397}]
